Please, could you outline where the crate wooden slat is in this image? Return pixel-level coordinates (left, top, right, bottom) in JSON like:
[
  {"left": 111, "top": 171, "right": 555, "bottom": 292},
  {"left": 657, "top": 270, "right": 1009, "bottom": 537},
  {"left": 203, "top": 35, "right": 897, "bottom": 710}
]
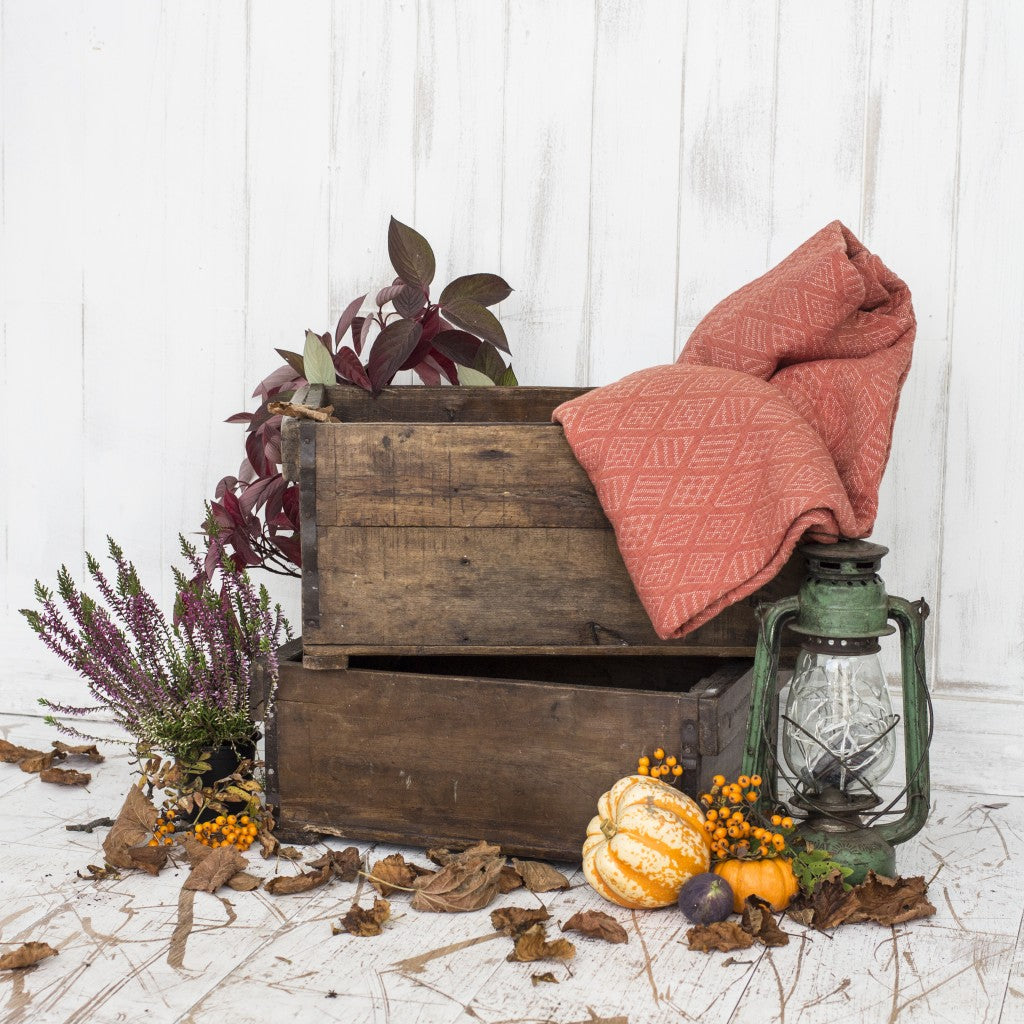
[
  {"left": 267, "top": 648, "right": 754, "bottom": 859},
  {"left": 281, "top": 385, "right": 804, "bottom": 664}
]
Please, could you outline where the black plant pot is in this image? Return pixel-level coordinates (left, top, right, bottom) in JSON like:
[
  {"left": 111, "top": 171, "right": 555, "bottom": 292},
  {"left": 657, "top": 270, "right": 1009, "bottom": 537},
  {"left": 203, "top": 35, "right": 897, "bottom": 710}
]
[{"left": 182, "top": 733, "right": 260, "bottom": 826}]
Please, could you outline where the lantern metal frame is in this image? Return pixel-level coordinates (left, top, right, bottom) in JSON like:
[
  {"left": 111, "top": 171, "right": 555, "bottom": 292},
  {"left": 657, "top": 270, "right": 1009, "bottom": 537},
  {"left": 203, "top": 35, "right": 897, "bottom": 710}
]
[{"left": 740, "top": 540, "right": 933, "bottom": 882}]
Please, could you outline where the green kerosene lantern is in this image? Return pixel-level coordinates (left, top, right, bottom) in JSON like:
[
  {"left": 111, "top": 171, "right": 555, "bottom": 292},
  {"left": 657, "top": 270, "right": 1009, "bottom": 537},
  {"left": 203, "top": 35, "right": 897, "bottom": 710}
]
[{"left": 742, "top": 541, "right": 932, "bottom": 884}]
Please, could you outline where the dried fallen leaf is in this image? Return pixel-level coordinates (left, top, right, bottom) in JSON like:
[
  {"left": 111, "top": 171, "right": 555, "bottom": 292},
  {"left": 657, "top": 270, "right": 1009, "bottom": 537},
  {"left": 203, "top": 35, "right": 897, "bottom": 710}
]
[
  {"left": 39, "top": 767, "right": 91, "bottom": 786},
  {"left": 369, "top": 853, "right": 421, "bottom": 896},
  {"left": 334, "top": 898, "right": 391, "bottom": 937},
  {"left": 531, "top": 971, "right": 559, "bottom": 985},
  {"left": 411, "top": 851, "right": 506, "bottom": 913},
  {"left": 103, "top": 786, "right": 159, "bottom": 870},
  {"left": 307, "top": 847, "right": 362, "bottom": 882},
  {"left": 741, "top": 898, "right": 789, "bottom": 948},
  {"left": 52, "top": 741, "right": 105, "bottom": 763},
  {"left": 76, "top": 864, "right": 120, "bottom": 881},
  {"left": 184, "top": 846, "right": 247, "bottom": 893},
  {"left": 562, "top": 910, "right": 629, "bottom": 945},
  {"left": 507, "top": 924, "right": 575, "bottom": 963},
  {"left": 267, "top": 400, "right": 337, "bottom": 423},
  {"left": 490, "top": 906, "right": 551, "bottom": 936},
  {"left": 511, "top": 859, "right": 570, "bottom": 893},
  {"left": 19, "top": 751, "right": 59, "bottom": 773},
  {"left": 181, "top": 835, "right": 213, "bottom": 869},
  {"left": 264, "top": 863, "right": 332, "bottom": 896},
  {"left": 844, "top": 872, "right": 936, "bottom": 927},
  {"left": 686, "top": 921, "right": 755, "bottom": 953},
  {"left": 278, "top": 846, "right": 303, "bottom": 861},
  {"left": 428, "top": 841, "right": 502, "bottom": 867},
  {"left": 127, "top": 845, "right": 170, "bottom": 876},
  {"left": 498, "top": 865, "right": 524, "bottom": 893},
  {"left": 0, "top": 739, "right": 43, "bottom": 764},
  {"left": 258, "top": 828, "right": 280, "bottom": 859},
  {"left": 0, "top": 942, "right": 59, "bottom": 971},
  {"left": 786, "top": 905, "right": 816, "bottom": 927},
  {"left": 227, "top": 872, "right": 263, "bottom": 892}
]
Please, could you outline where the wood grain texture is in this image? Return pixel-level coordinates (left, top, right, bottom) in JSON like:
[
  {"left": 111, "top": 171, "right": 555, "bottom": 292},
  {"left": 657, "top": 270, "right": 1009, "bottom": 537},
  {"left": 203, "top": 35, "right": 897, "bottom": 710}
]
[
  {"left": 316, "top": 423, "right": 607, "bottom": 528},
  {"left": 865, "top": 0, "right": 965, "bottom": 686},
  {"left": 272, "top": 658, "right": 749, "bottom": 858},
  {"left": 501, "top": 0, "right": 596, "bottom": 385},
  {"left": 587, "top": 0, "right": 686, "bottom": 383},
  {"left": 676, "top": 0, "right": 779, "bottom": 350},
  {"left": 936, "top": 2, "right": 1024, "bottom": 696},
  {"left": 307, "top": 524, "right": 802, "bottom": 650}
]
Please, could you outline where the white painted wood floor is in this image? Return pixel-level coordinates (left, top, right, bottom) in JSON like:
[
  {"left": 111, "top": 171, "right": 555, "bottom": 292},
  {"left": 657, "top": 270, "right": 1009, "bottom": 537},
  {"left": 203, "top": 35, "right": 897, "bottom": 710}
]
[{"left": 1, "top": 707, "right": 1023, "bottom": 1024}]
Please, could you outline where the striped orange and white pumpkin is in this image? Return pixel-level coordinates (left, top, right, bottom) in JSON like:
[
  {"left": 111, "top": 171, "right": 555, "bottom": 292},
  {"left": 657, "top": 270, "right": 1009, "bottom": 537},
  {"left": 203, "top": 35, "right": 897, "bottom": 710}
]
[{"left": 582, "top": 774, "right": 711, "bottom": 909}]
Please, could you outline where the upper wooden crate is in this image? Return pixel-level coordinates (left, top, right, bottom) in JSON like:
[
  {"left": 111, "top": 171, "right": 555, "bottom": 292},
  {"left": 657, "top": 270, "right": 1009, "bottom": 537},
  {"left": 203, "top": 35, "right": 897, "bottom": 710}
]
[{"left": 282, "top": 385, "right": 802, "bottom": 666}]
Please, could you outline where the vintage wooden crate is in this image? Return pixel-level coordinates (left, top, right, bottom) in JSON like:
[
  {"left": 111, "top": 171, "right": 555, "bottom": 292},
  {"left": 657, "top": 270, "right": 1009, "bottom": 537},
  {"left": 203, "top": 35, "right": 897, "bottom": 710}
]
[
  {"left": 281, "top": 385, "right": 803, "bottom": 667},
  {"left": 265, "top": 645, "right": 757, "bottom": 860}
]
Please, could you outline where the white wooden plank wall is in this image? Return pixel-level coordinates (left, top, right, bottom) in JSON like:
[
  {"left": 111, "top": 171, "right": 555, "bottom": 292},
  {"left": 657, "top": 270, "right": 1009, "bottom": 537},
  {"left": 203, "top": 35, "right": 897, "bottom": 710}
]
[{"left": 1, "top": 0, "right": 1021, "bottom": 714}]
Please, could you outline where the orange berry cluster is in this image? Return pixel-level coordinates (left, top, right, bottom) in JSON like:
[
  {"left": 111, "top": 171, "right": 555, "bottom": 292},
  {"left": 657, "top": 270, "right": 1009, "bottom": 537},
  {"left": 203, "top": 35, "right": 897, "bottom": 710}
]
[
  {"left": 699, "top": 774, "right": 793, "bottom": 861},
  {"left": 637, "top": 747, "right": 684, "bottom": 781},
  {"left": 147, "top": 809, "right": 178, "bottom": 847},
  {"left": 193, "top": 813, "right": 259, "bottom": 851}
]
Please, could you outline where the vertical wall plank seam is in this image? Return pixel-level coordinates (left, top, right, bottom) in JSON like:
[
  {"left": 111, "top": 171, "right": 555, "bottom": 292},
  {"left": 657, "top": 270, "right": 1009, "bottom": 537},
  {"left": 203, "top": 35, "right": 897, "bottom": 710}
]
[
  {"left": 857, "top": 0, "right": 876, "bottom": 237},
  {"left": 670, "top": 9, "right": 688, "bottom": 360},
  {"left": 328, "top": 0, "right": 337, "bottom": 327},
  {"left": 412, "top": 0, "right": 422, "bottom": 226},
  {"left": 497, "top": 0, "right": 510, "bottom": 286},
  {"left": 242, "top": 0, "right": 253, "bottom": 403},
  {"left": 932, "top": 0, "right": 970, "bottom": 687},
  {"left": 764, "top": 0, "right": 782, "bottom": 273},
  {"left": 578, "top": 1, "right": 600, "bottom": 387}
]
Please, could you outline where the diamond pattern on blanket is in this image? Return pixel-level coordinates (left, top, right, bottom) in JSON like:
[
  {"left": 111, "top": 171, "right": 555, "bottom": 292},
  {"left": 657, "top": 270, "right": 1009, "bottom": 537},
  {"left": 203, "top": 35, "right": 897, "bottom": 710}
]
[{"left": 553, "top": 221, "right": 915, "bottom": 639}]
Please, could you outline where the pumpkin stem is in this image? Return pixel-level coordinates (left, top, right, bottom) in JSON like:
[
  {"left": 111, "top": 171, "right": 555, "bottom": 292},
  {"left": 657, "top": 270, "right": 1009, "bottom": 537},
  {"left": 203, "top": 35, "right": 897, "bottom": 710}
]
[{"left": 599, "top": 817, "right": 618, "bottom": 841}]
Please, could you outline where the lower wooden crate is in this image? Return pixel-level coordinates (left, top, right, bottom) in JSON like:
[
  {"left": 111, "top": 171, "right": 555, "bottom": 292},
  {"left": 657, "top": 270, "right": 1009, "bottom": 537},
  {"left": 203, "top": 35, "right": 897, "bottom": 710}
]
[{"left": 265, "top": 644, "right": 755, "bottom": 861}]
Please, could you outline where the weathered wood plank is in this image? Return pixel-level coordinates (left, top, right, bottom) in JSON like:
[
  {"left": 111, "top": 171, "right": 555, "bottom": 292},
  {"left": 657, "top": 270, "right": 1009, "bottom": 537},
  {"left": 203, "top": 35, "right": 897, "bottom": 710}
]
[
  {"left": 316, "top": 423, "right": 607, "bottom": 528},
  {"left": 273, "top": 660, "right": 749, "bottom": 858},
  {"left": 307, "top": 525, "right": 803, "bottom": 650}
]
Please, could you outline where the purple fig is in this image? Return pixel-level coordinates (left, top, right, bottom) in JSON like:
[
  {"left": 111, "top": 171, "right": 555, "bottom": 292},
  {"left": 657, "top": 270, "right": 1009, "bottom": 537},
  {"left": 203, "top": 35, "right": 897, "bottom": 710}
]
[{"left": 677, "top": 872, "right": 734, "bottom": 924}]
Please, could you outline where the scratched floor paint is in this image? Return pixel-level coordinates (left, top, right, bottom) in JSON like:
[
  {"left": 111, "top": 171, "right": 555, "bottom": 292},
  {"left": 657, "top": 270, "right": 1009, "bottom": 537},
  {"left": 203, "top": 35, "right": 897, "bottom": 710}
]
[{"left": 1, "top": 711, "right": 1023, "bottom": 1024}]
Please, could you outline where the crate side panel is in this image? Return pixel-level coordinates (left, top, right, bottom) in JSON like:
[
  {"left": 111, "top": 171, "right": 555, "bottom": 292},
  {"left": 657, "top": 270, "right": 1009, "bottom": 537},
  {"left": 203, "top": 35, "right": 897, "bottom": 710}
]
[
  {"left": 316, "top": 423, "right": 607, "bottom": 528},
  {"left": 273, "top": 666, "right": 695, "bottom": 858}
]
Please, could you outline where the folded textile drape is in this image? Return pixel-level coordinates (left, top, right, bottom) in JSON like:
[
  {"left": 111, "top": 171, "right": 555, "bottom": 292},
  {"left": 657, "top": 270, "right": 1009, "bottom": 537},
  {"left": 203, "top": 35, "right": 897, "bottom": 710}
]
[{"left": 552, "top": 221, "right": 916, "bottom": 640}]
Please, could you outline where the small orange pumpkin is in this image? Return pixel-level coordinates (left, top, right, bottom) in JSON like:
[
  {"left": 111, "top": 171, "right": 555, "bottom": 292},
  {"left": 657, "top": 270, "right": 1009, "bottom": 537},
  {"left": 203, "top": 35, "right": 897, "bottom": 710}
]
[
  {"left": 582, "top": 774, "right": 711, "bottom": 909},
  {"left": 713, "top": 856, "right": 799, "bottom": 912}
]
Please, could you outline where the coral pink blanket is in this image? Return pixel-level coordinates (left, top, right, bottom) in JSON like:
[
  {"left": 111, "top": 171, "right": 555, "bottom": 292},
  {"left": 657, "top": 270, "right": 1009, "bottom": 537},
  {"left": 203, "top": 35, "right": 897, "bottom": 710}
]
[{"left": 553, "top": 221, "right": 915, "bottom": 639}]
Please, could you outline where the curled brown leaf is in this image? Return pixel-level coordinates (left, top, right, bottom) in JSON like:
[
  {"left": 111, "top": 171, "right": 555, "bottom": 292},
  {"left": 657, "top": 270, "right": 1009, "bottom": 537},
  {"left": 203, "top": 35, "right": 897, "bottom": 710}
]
[
  {"left": 369, "top": 853, "right": 422, "bottom": 896},
  {"left": 511, "top": 859, "right": 570, "bottom": 893},
  {"left": 307, "top": 847, "right": 362, "bottom": 882},
  {"left": 531, "top": 971, "right": 559, "bottom": 985},
  {"left": 562, "top": 910, "right": 629, "bottom": 945},
  {"left": 490, "top": 906, "right": 551, "bottom": 937},
  {"left": 0, "top": 942, "right": 59, "bottom": 970},
  {"left": 334, "top": 898, "right": 391, "bottom": 937},
  {"left": 410, "top": 850, "right": 505, "bottom": 913},
  {"left": 0, "top": 739, "right": 42, "bottom": 764},
  {"left": 39, "top": 767, "right": 91, "bottom": 786},
  {"left": 19, "top": 751, "right": 59, "bottom": 773},
  {"left": 687, "top": 921, "right": 755, "bottom": 953},
  {"left": 184, "top": 846, "right": 247, "bottom": 893},
  {"left": 264, "top": 863, "right": 332, "bottom": 896},
  {"left": 102, "top": 786, "right": 159, "bottom": 870},
  {"left": 498, "top": 865, "right": 524, "bottom": 893},
  {"left": 844, "top": 872, "right": 936, "bottom": 927},
  {"left": 741, "top": 898, "right": 789, "bottom": 948},
  {"left": 76, "top": 864, "right": 120, "bottom": 882},
  {"left": 507, "top": 924, "right": 575, "bottom": 963},
  {"left": 52, "top": 741, "right": 105, "bottom": 763}
]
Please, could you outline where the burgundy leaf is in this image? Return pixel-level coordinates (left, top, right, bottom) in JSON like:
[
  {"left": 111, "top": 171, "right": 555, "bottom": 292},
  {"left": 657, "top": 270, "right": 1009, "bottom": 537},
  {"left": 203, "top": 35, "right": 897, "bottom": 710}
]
[
  {"left": 387, "top": 216, "right": 436, "bottom": 289},
  {"left": 320, "top": 332, "right": 332, "bottom": 351},
  {"left": 375, "top": 283, "right": 406, "bottom": 306},
  {"left": 336, "top": 294, "right": 366, "bottom": 344},
  {"left": 273, "top": 535, "right": 302, "bottom": 566},
  {"left": 428, "top": 350, "right": 460, "bottom": 384},
  {"left": 393, "top": 283, "right": 426, "bottom": 319},
  {"left": 224, "top": 412, "right": 254, "bottom": 425},
  {"left": 335, "top": 346, "right": 373, "bottom": 391},
  {"left": 439, "top": 273, "right": 513, "bottom": 309},
  {"left": 253, "top": 362, "right": 304, "bottom": 400},
  {"left": 430, "top": 329, "right": 482, "bottom": 367},
  {"left": 367, "top": 320, "right": 423, "bottom": 392},
  {"left": 358, "top": 315, "right": 376, "bottom": 356},
  {"left": 214, "top": 476, "right": 238, "bottom": 500},
  {"left": 399, "top": 307, "right": 441, "bottom": 371},
  {"left": 245, "top": 432, "right": 269, "bottom": 477},
  {"left": 414, "top": 359, "right": 442, "bottom": 386},
  {"left": 237, "top": 459, "right": 256, "bottom": 484},
  {"left": 263, "top": 476, "right": 287, "bottom": 526},
  {"left": 275, "top": 349, "right": 307, "bottom": 377},
  {"left": 443, "top": 299, "right": 509, "bottom": 353},
  {"left": 282, "top": 485, "right": 300, "bottom": 529}
]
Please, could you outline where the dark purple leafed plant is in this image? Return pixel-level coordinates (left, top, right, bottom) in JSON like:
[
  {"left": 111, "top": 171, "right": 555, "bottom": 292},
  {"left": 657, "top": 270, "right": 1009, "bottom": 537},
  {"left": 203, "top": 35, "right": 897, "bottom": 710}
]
[
  {"left": 205, "top": 215, "right": 517, "bottom": 578},
  {"left": 20, "top": 537, "right": 292, "bottom": 762}
]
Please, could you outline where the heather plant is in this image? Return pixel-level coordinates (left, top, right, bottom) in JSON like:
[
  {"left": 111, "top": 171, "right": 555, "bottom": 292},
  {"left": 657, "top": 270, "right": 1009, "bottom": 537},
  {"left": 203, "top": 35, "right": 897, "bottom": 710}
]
[
  {"left": 204, "top": 215, "right": 517, "bottom": 577},
  {"left": 20, "top": 536, "right": 292, "bottom": 762}
]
